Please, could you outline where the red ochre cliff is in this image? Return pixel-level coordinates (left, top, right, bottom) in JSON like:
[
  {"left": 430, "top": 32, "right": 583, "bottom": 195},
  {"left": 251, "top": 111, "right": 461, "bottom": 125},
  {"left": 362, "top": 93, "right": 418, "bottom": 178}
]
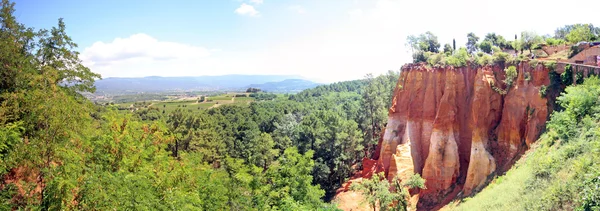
[{"left": 335, "top": 61, "right": 555, "bottom": 210}]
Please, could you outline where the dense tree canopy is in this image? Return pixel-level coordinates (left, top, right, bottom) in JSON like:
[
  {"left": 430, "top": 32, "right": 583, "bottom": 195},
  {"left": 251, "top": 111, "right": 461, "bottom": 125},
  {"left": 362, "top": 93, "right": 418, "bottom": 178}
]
[
  {"left": 407, "top": 32, "right": 441, "bottom": 62},
  {"left": 0, "top": 1, "right": 403, "bottom": 207}
]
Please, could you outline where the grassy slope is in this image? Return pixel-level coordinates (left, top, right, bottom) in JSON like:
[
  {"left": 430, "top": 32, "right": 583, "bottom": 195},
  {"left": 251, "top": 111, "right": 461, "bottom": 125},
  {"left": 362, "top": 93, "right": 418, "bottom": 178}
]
[{"left": 445, "top": 78, "right": 600, "bottom": 211}]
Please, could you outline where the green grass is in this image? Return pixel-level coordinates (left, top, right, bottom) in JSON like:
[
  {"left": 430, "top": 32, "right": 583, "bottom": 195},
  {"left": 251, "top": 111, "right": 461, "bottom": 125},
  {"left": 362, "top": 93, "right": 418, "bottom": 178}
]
[
  {"left": 150, "top": 101, "right": 215, "bottom": 113},
  {"left": 445, "top": 149, "right": 534, "bottom": 211},
  {"left": 117, "top": 93, "right": 256, "bottom": 114},
  {"left": 207, "top": 96, "right": 232, "bottom": 101},
  {"left": 447, "top": 131, "right": 599, "bottom": 210}
]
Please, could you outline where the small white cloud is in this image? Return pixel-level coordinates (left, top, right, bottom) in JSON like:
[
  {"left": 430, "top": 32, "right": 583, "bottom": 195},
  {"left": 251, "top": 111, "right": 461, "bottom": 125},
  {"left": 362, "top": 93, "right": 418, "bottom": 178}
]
[
  {"left": 288, "top": 5, "right": 306, "bottom": 14},
  {"left": 235, "top": 3, "right": 260, "bottom": 17},
  {"left": 250, "top": 0, "right": 263, "bottom": 5}
]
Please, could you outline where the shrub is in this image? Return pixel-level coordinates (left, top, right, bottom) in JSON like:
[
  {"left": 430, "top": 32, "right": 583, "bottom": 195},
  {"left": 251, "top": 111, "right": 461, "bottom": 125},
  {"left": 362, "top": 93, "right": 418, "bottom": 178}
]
[
  {"left": 530, "top": 60, "right": 540, "bottom": 68},
  {"left": 492, "top": 46, "right": 502, "bottom": 53},
  {"left": 543, "top": 61, "right": 557, "bottom": 72},
  {"left": 475, "top": 53, "right": 493, "bottom": 66},
  {"left": 446, "top": 48, "right": 469, "bottom": 67},
  {"left": 492, "top": 51, "right": 511, "bottom": 64},
  {"left": 413, "top": 51, "right": 432, "bottom": 63},
  {"left": 557, "top": 76, "right": 600, "bottom": 120},
  {"left": 569, "top": 45, "right": 582, "bottom": 58},
  {"left": 539, "top": 85, "right": 547, "bottom": 97},
  {"left": 524, "top": 72, "right": 532, "bottom": 81},
  {"left": 427, "top": 53, "right": 446, "bottom": 67},
  {"left": 579, "top": 176, "right": 600, "bottom": 211},
  {"left": 545, "top": 38, "right": 566, "bottom": 46},
  {"left": 576, "top": 70, "right": 584, "bottom": 84},
  {"left": 504, "top": 66, "right": 518, "bottom": 87},
  {"left": 561, "top": 64, "right": 573, "bottom": 85}
]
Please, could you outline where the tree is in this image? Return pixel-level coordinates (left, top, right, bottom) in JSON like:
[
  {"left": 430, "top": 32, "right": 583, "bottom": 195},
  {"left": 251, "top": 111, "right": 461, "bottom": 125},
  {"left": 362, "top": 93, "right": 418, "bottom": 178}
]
[
  {"left": 350, "top": 172, "right": 426, "bottom": 211},
  {"left": 555, "top": 23, "right": 600, "bottom": 40},
  {"left": 406, "top": 35, "right": 419, "bottom": 54},
  {"left": 419, "top": 31, "right": 440, "bottom": 53},
  {"left": 246, "top": 87, "right": 261, "bottom": 93},
  {"left": 36, "top": 18, "right": 101, "bottom": 93},
  {"left": 264, "top": 148, "right": 325, "bottom": 210},
  {"left": 453, "top": 38, "right": 456, "bottom": 51},
  {"left": 512, "top": 39, "right": 523, "bottom": 54},
  {"left": 483, "top": 33, "right": 508, "bottom": 49},
  {"left": 467, "top": 32, "right": 480, "bottom": 54},
  {"left": 565, "top": 24, "right": 593, "bottom": 43},
  {"left": 443, "top": 43, "right": 453, "bottom": 54},
  {"left": 520, "top": 31, "right": 542, "bottom": 53},
  {"left": 392, "top": 173, "right": 427, "bottom": 211},
  {"left": 479, "top": 41, "right": 493, "bottom": 54},
  {"left": 351, "top": 172, "right": 395, "bottom": 211},
  {"left": 407, "top": 32, "right": 441, "bottom": 62}
]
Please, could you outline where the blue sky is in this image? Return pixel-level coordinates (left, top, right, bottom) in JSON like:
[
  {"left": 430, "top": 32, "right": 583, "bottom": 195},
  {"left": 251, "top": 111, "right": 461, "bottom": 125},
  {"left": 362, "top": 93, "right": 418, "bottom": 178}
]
[{"left": 13, "top": 0, "right": 600, "bottom": 82}]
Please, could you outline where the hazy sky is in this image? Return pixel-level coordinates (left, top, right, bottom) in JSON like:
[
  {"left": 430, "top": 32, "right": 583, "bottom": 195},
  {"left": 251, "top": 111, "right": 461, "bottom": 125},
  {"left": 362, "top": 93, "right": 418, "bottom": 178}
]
[{"left": 14, "top": 0, "right": 600, "bottom": 82}]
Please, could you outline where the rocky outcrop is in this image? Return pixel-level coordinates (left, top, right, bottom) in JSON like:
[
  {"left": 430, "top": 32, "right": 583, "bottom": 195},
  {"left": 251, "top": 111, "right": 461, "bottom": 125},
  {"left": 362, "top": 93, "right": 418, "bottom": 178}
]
[{"left": 377, "top": 62, "right": 553, "bottom": 210}]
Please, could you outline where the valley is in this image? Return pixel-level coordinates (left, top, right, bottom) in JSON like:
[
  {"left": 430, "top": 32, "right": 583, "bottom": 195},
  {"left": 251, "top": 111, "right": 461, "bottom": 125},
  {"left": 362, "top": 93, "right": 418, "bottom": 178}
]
[{"left": 2, "top": 0, "right": 600, "bottom": 210}]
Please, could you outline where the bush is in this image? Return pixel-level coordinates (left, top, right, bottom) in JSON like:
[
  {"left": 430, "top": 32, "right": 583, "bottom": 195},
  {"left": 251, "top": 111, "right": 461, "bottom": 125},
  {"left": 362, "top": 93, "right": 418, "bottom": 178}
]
[
  {"left": 530, "top": 60, "right": 540, "bottom": 68},
  {"left": 504, "top": 66, "right": 518, "bottom": 87},
  {"left": 427, "top": 53, "right": 446, "bottom": 67},
  {"left": 475, "top": 53, "right": 493, "bottom": 66},
  {"left": 543, "top": 61, "right": 557, "bottom": 72},
  {"left": 539, "top": 85, "right": 547, "bottom": 97},
  {"left": 556, "top": 76, "right": 600, "bottom": 120},
  {"left": 545, "top": 38, "right": 566, "bottom": 46},
  {"left": 413, "top": 51, "right": 428, "bottom": 63},
  {"left": 446, "top": 48, "right": 469, "bottom": 67},
  {"left": 579, "top": 176, "right": 600, "bottom": 211},
  {"left": 492, "top": 51, "right": 513, "bottom": 64},
  {"left": 524, "top": 72, "right": 532, "bottom": 81},
  {"left": 561, "top": 64, "right": 573, "bottom": 85}
]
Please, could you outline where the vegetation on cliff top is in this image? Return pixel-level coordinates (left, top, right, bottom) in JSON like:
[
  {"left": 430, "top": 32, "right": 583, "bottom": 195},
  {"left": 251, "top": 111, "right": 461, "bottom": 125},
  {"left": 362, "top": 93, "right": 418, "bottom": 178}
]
[
  {"left": 408, "top": 24, "right": 600, "bottom": 68},
  {"left": 446, "top": 76, "right": 600, "bottom": 211}
]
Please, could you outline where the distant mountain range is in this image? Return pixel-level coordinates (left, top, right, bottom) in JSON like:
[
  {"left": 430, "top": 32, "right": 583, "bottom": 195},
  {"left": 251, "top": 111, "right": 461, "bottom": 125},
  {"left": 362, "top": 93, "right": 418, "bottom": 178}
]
[
  {"left": 247, "top": 79, "right": 321, "bottom": 93},
  {"left": 94, "top": 75, "right": 321, "bottom": 93}
]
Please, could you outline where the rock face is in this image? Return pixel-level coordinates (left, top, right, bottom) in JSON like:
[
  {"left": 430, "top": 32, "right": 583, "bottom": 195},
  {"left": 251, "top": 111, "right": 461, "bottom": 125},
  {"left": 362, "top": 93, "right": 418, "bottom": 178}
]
[{"left": 377, "top": 62, "right": 552, "bottom": 210}]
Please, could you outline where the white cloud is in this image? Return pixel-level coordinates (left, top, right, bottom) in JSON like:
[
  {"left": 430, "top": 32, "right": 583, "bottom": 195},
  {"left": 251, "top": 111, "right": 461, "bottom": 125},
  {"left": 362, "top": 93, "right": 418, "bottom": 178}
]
[
  {"left": 81, "top": 34, "right": 212, "bottom": 77},
  {"left": 81, "top": 0, "right": 600, "bottom": 83},
  {"left": 235, "top": 3, "right": 260, "bottom": 17},
  {"left": 250, "top": 0, "right": 263, "bottom": 5},
  {"left": 288, "top": 5, "right": 306, "bottom": 14}
]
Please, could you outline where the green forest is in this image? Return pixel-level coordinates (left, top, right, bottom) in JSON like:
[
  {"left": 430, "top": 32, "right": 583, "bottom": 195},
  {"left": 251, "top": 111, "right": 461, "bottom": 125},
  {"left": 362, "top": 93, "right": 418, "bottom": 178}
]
[{"left": 0, "top": 1, "right": 400, "bottom": 209}]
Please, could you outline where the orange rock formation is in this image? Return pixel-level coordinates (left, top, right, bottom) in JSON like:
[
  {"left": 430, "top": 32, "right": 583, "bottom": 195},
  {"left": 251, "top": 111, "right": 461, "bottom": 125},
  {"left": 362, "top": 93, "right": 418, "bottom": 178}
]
[{"left": 377, "top": 62, "right": 551, "bottom": 210}]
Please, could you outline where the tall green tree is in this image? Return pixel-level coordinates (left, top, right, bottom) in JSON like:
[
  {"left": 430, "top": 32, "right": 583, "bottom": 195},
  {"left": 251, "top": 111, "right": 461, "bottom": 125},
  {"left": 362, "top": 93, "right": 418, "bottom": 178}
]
[
  {"left": 466, "top": 32, "right": 480, "bottom": 54},
  {"left": 520, "top": 31, "right": 542, "bottom": 53},
  {"left": 565, "top": 24, "right": 594, "bottom": 43},
  {"left": 443, "top": 43, "right": 453, "bottom": 54}
]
